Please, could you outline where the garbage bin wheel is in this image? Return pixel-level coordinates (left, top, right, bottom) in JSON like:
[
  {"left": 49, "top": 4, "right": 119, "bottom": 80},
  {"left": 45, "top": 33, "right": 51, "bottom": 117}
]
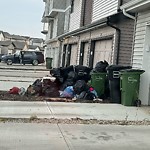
[
  {"left": 32, "top": 60, "right": 38, "bottom": 66},
  {"left": 7, "top": 59, "right": 13, "bottom": 65}
]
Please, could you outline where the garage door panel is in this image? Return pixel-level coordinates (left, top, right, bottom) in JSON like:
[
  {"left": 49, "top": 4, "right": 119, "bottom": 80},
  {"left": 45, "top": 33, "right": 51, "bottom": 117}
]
[
  {"left": 83, "top": 43, "right": 89, "bottom": 66},
  {"left": 93, "top": 39, "right": 113, "bottom": 67},
  {"left": 70, "top": 44, "right": 78, "bottom": 65}
]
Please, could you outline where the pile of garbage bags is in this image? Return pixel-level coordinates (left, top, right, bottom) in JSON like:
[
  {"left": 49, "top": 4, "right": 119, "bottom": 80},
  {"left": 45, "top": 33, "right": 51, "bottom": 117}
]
[{"left": 8, "top": 61, "right": 109, "bottom": 102}]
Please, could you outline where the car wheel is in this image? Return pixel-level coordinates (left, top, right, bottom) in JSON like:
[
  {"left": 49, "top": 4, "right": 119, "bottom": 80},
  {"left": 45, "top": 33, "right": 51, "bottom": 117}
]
[
  {"left": 7, "top": 59, "right": 13, "bottom": 65},
  {"left": 32, "top": 60, "right": 38, "bottom": 66}
]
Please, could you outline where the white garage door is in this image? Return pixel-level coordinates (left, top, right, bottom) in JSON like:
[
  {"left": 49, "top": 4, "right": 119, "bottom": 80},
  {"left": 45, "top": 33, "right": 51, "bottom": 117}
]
[
  {"left": 70, "top": 44, "right": 78, "bottom": 65},
  {"left": 52, "top": 47, "right": 59, "bottom": 68},
  {"left": 83, "top": 42, "right": 89, "bottom": 66},
  {"left": 93, "top": 39, "right": 113, "bottom": 67}
]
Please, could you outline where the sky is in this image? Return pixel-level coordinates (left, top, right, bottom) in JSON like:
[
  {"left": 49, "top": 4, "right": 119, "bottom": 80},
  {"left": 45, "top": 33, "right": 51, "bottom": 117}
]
[{"left": 0, "top": 0, "right": 45, "bottom": 38}]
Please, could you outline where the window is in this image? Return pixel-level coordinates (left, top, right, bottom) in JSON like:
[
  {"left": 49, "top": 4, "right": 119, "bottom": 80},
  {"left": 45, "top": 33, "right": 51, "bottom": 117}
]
[{"left": 71, "top": 0, "right": 74, "bottom": 13}]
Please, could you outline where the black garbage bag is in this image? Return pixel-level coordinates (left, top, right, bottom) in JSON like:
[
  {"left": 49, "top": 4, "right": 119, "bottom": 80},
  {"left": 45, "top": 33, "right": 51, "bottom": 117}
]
[
  {"left": 77, "top": 91, "right": 96, "bottom": 100},
  {"left": 60, "top": 71, "right": 77, "bottom": 91},
  {"left": 93, "top": 60, "right": 109, "bottom": 73},
  {"left": 73, "top": 80, "right": 89, "bottom": 95},
  {"left": 42, "top": 82, "right": 60, "bottom": 97},
  {"left": 26, "top": 79, "right": 43, "bottom": 96},
  {"left": 50, "top": 68, "right": 64, "bottom": 83},
  {"left": 60, "top": 65, "right": 74, "bottom": 81},
  {"left": 75, "top": 65, "right": 92, "bottom": 82},
  {"left": 44, "top": 86, "right": 60, "bottom": 97},
  {"left": 60, "top": 79, "right": 75, "bottom": 91}
]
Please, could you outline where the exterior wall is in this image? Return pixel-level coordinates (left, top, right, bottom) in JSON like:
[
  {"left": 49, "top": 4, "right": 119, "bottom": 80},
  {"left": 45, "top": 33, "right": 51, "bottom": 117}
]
[
  {"left": 61, "top": 26, "right": 116, "bottom": 67},
  {"left": 64, "top": 8, "right": 70, "bottom": 33},
  {"left": 57, "top": 13, "right": 65, "bottom": 36},
  {"left": 0, "top": 33, "right": 4, "bottom": 41},
  {"left": 118, "top": 17, "right": 135, "bottom": 66},
  {"left": 53, "top": 0, "right": 66, "bottom": 10},
  {"left": 132, "top": 10, "right": 150, "bottom": 105},
  {"left": 132, "top": 11, "right": 150, "bottom": 68},
  {"left": 80, "top": 0, "right": 93, "bottom": 26},
  {"left": 92, "top": 0, "right": 119, "bottom": 22},
  {"left": 52, "top": 16, "right": 58, "bottom": 38},
  {"left": 69, "top": 0, "right": 82, "bottom": 31}
]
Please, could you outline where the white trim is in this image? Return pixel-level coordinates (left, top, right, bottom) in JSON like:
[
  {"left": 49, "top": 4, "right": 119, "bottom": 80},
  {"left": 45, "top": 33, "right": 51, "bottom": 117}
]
[
  {"left": 120, "top": 0, "right": 150, "bottom": 11},
  {"left": 49, "top": 6, "right": 71, "bottom": 15},
  {"left": 123, "top": 9, "right": 136, "bottom": 20}
]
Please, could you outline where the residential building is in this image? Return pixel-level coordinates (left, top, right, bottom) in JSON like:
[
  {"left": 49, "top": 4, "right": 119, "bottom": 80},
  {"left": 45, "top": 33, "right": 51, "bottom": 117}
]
[
  {"left": 12, "top": 41, "right": 28, "bottom": 53},
  {"left": 0, "top": 41, "right": 14, "bottom": 54},
  {"left": 121, "top": 0, "right": 150, "bottom": 105},
  {"left": 42, "top": 0, "right": 71, "bottom": 68},
  {"left": 0, "top": 32, "right": 11, "bottom": 41},
  {"left": 28, "top": 45, "right": 40, "bottom": 51},
  {"left": 29, "top": 38, "right": 44, "bottom": 47},
  {"left": 42, "top": 0, "right": 134, "bottom": 68}
]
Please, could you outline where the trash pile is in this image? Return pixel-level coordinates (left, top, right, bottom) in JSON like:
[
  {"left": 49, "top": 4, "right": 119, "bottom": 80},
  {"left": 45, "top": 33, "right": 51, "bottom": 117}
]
[{"left": 7, "top": 61, "right": 109, "bottom": 103}]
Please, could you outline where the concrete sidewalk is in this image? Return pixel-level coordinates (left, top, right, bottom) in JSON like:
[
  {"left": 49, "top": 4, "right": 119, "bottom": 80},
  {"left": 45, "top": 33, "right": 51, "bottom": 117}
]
[{"left": 0, "top": 101, "right": 150, "bottom": 121}]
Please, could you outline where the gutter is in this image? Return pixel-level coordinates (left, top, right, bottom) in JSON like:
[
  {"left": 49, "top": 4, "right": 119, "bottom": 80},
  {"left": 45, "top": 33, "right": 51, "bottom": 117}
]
[
  {"left": 122, "top": 9, "right": 136, "bottom": 20},
  {"left": 107, "top": 17, "right": 121, "bottom": 65}
]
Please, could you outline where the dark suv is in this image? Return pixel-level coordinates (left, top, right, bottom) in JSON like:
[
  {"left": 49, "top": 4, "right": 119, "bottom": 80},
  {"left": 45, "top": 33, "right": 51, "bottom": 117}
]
[{"left": 2, "top": 51, "right": 44, "bottom": 65}]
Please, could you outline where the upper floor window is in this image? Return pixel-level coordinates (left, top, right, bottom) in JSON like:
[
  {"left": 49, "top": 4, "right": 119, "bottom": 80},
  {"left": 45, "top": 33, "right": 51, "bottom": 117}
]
[{"left": 71, "top": 0, "right": 74, "bottom": 13}]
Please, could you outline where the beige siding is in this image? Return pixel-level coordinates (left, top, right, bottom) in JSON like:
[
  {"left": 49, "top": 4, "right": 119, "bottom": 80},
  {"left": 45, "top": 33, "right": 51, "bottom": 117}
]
[
  {"left": 133, "top": 10, "right": 150, "bottom": 68},
  {"left": 118, "top": 18, "right": 135, "bottom": 66},
  {"left": 69, "top": 0, "right": 82, "bottom": 31},
  {"left": 92, "top": 0, "right": 118, "bottom": 22}
]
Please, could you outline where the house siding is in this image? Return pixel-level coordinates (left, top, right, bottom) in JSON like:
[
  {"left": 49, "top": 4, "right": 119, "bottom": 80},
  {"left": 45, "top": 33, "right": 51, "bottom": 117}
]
[
  {"left": 80, "top": 0, "right": 93, "bottom": 26},
  {"left": 118, "top": 18, "right": 135, "bottom": 65},
  {"left": 132, "top": 10, "right": 150, "bottom": 68},
  {"left": 69, "top": 0, "right": 82, "bottom": 31},
  {"left": 92, "top": 0, "right": 119, "bottom": 22}
]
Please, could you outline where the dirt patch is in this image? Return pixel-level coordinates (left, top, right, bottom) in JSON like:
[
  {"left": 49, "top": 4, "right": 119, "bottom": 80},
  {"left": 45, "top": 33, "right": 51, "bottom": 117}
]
[
  {"left": 0, "top": 117, "right": 150, "bottom": 125},
  {"left": 0, "top": 91, "right": 107, "bottom": 103}
]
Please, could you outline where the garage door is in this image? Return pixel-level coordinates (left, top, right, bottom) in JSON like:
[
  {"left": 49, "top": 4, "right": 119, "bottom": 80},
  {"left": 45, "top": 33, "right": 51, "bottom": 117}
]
[
  {"left": 93, "top": 39, "right": 113, "bottom": 67},
  {"left": 70, "top": 44, "right": 78, "bottom": 65},
  {"left": 52, "top": 47, "right": 59, "bottom": 68},
  {"left": 83, "top": 42, "right": 89, "bottom": 66}
]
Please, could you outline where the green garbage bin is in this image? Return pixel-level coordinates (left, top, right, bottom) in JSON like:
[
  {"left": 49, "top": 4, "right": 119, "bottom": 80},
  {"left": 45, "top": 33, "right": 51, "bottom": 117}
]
[
  {"left": 46, "top": 57, "right": 52, "bottom": 69},
  {"left": 120, "top": 69, "right": 145, "bottom": 106},
  {"left": 90, "top": 73, "right": 107, "bottom": 98}
]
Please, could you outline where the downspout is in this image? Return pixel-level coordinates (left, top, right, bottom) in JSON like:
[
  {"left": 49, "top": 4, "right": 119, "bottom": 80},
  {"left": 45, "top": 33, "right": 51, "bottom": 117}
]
[
  {"left": 107, "top": 18, "right": 121, "bottom": 65},
  {"left": 122, "top": 9, "right": 136, "bottom": 20}
]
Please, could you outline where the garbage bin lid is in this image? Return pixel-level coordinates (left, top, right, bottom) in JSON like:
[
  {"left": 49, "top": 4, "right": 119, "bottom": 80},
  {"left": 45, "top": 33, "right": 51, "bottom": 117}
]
[
  {"left": 120, "top": 69, "right": 145, "bottom": 73},
  {"left": 107, "top": 65, "right": 132, "bottom": 71}
]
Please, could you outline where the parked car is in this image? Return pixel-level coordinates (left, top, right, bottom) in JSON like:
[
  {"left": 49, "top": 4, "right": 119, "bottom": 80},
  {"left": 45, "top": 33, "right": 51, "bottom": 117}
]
[
  {"left": 1, "top": 51, "right": 44, "bottom": 65},
  {"left": 0, "top": 54, "right": 5, "bottom": 62}
]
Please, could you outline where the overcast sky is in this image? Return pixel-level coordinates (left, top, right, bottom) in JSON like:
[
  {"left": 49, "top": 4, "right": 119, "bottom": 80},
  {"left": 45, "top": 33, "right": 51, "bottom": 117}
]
[{"left": 0, "top": 0, "right": 45, "bottom": 38}]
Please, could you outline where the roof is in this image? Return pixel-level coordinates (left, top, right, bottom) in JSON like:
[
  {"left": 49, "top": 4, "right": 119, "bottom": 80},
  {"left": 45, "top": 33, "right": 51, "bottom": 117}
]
[
  {"left": 12, "top": 41, "right": 26, "bottom": 49},
  {"left": 2, "top": 32, "right": 12, "bottom": 39},
  {"left": 11, "top": 34, "right": 26, "bottom": 41},
  {"left": 30, "top": 38, "right": 44, "bottom": 43},
  {"left": 0, "top": 41, "right": 12, "bottom": 46},
  {"left": 28, "top": 45, "right": 39, "bottom": 49}
]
